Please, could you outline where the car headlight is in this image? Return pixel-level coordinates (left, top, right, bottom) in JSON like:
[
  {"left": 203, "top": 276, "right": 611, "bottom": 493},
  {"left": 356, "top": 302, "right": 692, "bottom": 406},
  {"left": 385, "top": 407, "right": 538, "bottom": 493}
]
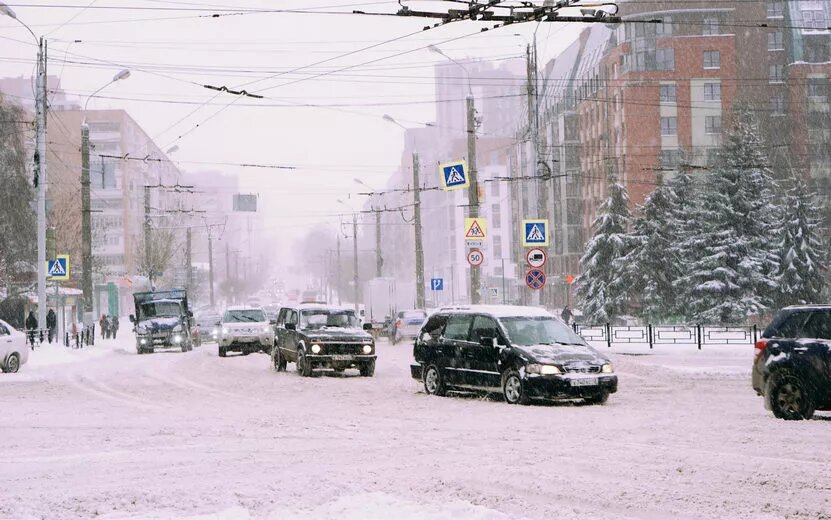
[
  {"left": 526, "top": 364, "right": 561, "bottom": 375},
  {"left": 173, "top": 335, "right": 183, "bottom": 343},
  {"left": 362, "top": 344, "right": 373, "bottom": 354},
  {"left": 311, "top": 344, "right": 321, "bottom": 354},
  {"left": 140, "top": 339, "right": 147, "bottom": 345},
  {"left": 601, "top": 363, "right": 614, "bottom": 373},
  {"left": 222, "top": 327, "right": 229, "bottom": 334},
  {"left": 262, "top": 325, "right": 271, "bottom": 333}
]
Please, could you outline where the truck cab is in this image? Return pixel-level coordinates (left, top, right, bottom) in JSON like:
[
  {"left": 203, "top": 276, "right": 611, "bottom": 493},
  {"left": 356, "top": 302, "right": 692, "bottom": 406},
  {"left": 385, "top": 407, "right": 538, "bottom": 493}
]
[{"left": 130, "top": 289, "right": 193, "bottom": 354}]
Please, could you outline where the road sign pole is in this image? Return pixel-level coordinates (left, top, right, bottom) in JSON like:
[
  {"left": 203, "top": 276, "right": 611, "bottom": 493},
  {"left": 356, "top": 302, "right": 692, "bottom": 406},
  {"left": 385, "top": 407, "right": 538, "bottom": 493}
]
[{"left": 466, "top": 95, "right": 480, "bottom": 305}]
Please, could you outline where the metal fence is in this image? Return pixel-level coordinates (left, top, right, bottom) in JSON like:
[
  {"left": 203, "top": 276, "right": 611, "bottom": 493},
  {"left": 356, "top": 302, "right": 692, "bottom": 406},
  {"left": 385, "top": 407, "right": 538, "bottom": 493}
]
[{"left": 574, "top": 323, "right": 758, "bottom": 350}]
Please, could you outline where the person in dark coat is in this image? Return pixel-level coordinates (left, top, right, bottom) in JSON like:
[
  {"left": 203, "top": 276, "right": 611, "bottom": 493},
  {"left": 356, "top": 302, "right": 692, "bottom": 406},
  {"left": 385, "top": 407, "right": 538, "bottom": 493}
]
[
  {"left": 99, "top": 314, "right": 108, "bottom": 339},
  {"left": 111, "top": 315, "right": 120, "bottom": 339},
  {"left": 560, "top": 306, "right": 573, "bottom": 325},
  {"left": 25, "top": 310, "right": 38, "bottom": 348},
  {"left": 46, "top": 308, "right": 57, "bottom": 343}
]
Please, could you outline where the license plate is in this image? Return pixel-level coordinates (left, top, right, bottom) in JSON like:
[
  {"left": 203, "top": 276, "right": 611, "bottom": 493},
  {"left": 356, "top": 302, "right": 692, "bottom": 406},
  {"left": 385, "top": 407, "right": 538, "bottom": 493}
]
[
  {"left": 570, "top": 378, "right": 598, "bottom": 387},
  {"left": 330, "top": 355, "right": 353, "bottom": 361}
]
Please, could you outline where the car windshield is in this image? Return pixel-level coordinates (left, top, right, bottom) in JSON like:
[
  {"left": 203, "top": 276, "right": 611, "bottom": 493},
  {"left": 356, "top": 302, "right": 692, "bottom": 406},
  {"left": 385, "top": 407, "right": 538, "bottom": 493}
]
[
  {"left": 223, "top": 309, "right": 266, "bottom": 323},
  {"left": 500, "top": 316, "right": 586, "bottom": 347},
  {"left": 401, "top": 311, "right": 427, "bottom": 320},
  {"left": 140, "top": 301, "right": 181, "bottom": 319},
  {"left": 300, "top": 309, "right": 359, "bottom": 330}
]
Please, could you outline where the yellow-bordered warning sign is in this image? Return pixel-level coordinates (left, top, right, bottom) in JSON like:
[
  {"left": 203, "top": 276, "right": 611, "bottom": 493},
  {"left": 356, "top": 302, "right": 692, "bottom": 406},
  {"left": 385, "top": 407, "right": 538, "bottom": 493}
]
[{"left": 464, "top": 218, "right": 487, "bottom": 241}]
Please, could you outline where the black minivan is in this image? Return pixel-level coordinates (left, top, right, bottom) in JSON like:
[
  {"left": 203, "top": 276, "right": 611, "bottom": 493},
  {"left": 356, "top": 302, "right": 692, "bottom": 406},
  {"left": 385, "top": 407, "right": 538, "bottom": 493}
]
[{"left": 411, "top": 305, "right": 617, "bottom": 405}]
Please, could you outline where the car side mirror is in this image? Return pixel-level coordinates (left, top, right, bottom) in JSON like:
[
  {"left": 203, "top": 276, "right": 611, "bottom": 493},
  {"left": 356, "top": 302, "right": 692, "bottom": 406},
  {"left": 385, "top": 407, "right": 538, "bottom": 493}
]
[
  {"left": 363, "top": 323, "right": 373, "bottom": 331},
  {"left": 285, "top": 323, "right": 296, "bottom": 331},
  {"left": 479, "top": 337, "right": 497, "bottom": 348},
  {"left": 269, "top": 320, "right": 276, "bottom": 325},
  {"left": 129, "top": 315, "right": 136, "bottom": 323}
]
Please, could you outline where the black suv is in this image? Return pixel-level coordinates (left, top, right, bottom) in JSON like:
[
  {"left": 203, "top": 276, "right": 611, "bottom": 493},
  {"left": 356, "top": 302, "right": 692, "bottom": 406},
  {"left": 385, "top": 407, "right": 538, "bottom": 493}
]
[
  {"left": 272, "top": 304, "right": 376, "bottom": 377},
  {"left": 411, "top": 305, "right": 617, "bottom": 405},
  {"left": 753, "top": 305, "right": 831, "bottom": 420}
]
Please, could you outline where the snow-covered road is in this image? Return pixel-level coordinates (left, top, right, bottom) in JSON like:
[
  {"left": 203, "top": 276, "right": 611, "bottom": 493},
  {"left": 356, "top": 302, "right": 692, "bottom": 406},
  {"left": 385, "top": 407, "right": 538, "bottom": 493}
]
[{"left": 2, "top": 338, "right": 829, "bottom": 519}]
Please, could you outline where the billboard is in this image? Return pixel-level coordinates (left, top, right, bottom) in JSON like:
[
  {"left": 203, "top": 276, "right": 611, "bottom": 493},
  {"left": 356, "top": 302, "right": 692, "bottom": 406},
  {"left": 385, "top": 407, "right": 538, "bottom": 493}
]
[{"left": 233, "top": 194, "right": 257, "bottom": 212}]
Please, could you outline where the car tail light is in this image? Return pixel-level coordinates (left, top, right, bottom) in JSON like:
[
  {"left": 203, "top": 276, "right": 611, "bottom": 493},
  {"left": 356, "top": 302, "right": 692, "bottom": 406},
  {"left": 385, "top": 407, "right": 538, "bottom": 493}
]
[{"left": 754, "top": 338, "right": 769, "bottom": 360}]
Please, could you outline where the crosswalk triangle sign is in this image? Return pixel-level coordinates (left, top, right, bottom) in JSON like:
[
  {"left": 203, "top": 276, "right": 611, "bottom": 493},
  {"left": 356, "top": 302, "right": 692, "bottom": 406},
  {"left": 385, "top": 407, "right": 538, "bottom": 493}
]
[
  {"left": 526, "top": 224, "right": 545, "bottom": 242},
  {"left": 48, "top": 259, "right": 66, "bottom": 276},
  {"left": 446, "top": 167, "right": 464, "bottom": 184}
]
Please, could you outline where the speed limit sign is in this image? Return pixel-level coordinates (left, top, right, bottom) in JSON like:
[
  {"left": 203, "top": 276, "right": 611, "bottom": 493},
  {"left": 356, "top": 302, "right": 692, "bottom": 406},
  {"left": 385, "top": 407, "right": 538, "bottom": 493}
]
[{"left": 467, "top": 248, "right": 484, "bottom": 267}]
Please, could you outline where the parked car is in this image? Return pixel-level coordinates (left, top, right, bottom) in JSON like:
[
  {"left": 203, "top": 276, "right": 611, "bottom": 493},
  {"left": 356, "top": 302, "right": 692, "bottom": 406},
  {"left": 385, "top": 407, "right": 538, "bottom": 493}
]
[
  {"left": 391, "top": 309, "right": 428, "bottom": 345},
  {"left": 411, "top": 305, "right": 617, "bottom": 405},
  {"left": 0, "top": 319, "right": 29, "bottom": 373},
  {"left": 195, "top": 310, "right": 221, "bottom": 343},
  {"left": 217, "top": 306, "right": 274, "bottom": 357},
  {"left": 272, "top": 304, "right": 376, "bottom": 377},
  {"left": 753, "top": 305, "right": 831, "bottom": 420}
]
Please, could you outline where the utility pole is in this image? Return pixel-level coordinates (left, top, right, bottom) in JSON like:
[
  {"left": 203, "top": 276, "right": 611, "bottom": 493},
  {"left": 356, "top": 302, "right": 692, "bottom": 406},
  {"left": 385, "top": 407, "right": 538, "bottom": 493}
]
[
  {"left": 143, "top": 186, "right": 152, "bottom": 289},
  {"left": 413, "top": 152, "right": 425, "bottom": 309},
  {"left": 80, "top": 115, "right": 92, "bottom": 319},
  {"left": 207, "top": 226, "right": 215, "bottom": 308},
  {"left": 528, "top": 40, "right": 546, "bottom": 306},
  {"left": 336, "top": 229, "right": 342, "bottom": 306},
  {"left": 375, "top": 209, "right": 382, "bottom": 278},
  {"left": 185, "top": 227, "right": 192, "bottom": 292},
  {"left": 466, "top": 95, "right": 480, "bottom": 305},
  {"left": 35, "top": 38, "right": 48, "bottom": 329},
  {"left": 352, "top": 213, "right": 359, "bottom": 312}
]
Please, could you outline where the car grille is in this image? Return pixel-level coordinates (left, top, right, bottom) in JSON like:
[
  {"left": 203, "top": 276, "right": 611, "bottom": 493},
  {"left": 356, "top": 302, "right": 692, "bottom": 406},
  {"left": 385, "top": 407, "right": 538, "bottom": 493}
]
[
  {"left": 563, "top": 365, "right": 601, "bottom": 374},
  {"left": 320, "top": 343, "right": 365, "bottom": 355}
]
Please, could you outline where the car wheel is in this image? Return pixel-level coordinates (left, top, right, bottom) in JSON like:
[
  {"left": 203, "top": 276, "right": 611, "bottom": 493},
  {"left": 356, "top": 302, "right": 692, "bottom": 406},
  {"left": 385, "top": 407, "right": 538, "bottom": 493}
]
[
  {"left": 359, "top": 360, "right": 375, "bottom": 377},
  {"left": 4, "top": 353, "right": 20, "bottom": 374},
  {"left": 586, "top": 390, "right": 610, "bottom": 405},
  {"left": 297, "top": 349, "right": 313, "bottom": 377},
  {"left": 218, "top": 347, "right": 227, "bottom": 358},
  {"left": 272, "top": 347, "right": 287, "bottom": 372},
  {"left": 423, "top": 364, "right": 446, "bottom": 396},
  {"left": 766, "top": 374, "right": 815, "bottom": 420},
  {"left": 502, "top": 370, "right": 530, "bottom": 405}
]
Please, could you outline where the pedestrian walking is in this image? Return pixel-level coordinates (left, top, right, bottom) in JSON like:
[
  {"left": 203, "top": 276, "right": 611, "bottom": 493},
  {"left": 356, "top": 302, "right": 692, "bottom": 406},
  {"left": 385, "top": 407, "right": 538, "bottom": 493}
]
[
  {"left": 560, "top": 306, "right": 573, "bottom": 325},
  {"left": 25, "top": 310, "right": 38, "bottom": 349},
  {"left": 70, "top": 321, "right": 77, "bottom": 348},
  {"left": 112, "top": 315, "right": 120, "bottom": 339},
  {"left": 99, "top": 314, "right": 108, "bottom": 340},
  {"left": 46, "top": 308, "right": 57, "bottom": 344}
]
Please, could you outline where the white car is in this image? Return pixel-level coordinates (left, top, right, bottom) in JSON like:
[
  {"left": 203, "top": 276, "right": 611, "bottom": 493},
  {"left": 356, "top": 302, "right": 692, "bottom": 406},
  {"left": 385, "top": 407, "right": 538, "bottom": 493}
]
[
  {"left": 1, "top": 319, "right": 29, "bottom": 373},
  {"left": 217, "top": 306, "right": 274, "bottom": 357}
]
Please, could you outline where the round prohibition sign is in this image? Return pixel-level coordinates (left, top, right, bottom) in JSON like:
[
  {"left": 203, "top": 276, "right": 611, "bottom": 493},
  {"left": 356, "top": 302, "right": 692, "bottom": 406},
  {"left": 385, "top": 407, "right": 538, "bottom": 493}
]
[
  {"left": 526, "top": 248, "right": 547, "bottom": 269},
  {"left": 526, "top": 269, "right": 546, "bottom": 290},
  {"left": 467, "top": 248, "right": 484, "bottom": 267}
]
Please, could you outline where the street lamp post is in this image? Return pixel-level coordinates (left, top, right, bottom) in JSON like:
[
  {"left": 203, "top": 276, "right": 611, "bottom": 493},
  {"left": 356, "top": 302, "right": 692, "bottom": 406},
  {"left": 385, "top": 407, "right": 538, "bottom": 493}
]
[
  {"left": 81, "top": 69, "right": 130, "bottom": 322},
  {"left": 336, "top": 199, "right": 359, "bottom": 313},
  {"left": 1, "top": 3, "right": 50, "bottom": 330},
  {"left": 382, "top": 114, "right": 426, "bottom": 310},
  {"left": 428, "top": 45, "right": 480, "bottom": 305}
]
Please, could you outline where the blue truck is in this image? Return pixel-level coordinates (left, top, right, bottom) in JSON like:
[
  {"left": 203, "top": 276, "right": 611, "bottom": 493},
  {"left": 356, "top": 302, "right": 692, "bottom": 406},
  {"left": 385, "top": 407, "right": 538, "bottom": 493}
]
[{"left": 129, "top": 289, "right": 194, "bottom": 354}]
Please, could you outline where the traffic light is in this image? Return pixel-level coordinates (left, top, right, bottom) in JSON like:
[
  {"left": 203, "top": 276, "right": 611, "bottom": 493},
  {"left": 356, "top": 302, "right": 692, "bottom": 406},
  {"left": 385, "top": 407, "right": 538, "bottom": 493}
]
[{"left": 46, "top": 227, "right": 56, "bottom": 260}]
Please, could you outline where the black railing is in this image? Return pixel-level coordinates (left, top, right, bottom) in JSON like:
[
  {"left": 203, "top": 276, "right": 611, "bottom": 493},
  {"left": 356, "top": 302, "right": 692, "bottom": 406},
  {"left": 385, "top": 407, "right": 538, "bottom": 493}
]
[{"left": 574, "top": 323, "right": 758, "bottom": 350}]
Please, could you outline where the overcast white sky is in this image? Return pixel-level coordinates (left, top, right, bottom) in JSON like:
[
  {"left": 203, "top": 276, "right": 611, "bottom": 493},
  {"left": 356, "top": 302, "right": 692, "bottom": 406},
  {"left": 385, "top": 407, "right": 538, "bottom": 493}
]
[{"left": 1, "top": 1, "right": 580, "bottom": 246}]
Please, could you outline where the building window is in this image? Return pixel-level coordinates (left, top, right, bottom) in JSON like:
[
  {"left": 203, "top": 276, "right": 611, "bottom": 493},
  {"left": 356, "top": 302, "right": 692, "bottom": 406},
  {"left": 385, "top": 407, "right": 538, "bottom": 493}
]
[
  {"left": 802, "top": 9, "right": 827, "bottom": 30},
  {"left": 660, "top": 116, "right": 677, "bottom": 136},
  {"left": 705, "top": 116, "right": 722, "bottom": 134},
  {"left": 656, "top": 16, "right": 673, "bottom": 36},
  {"left": 768, "top": 31, "right": 784, "bottom": 50},
  {"left": 493, "top": 234, "right": 502, "bottom": 254},
  {"left": 703, "top": 18, "right": 719, "bottom": 35},
  {"left": 491, "top": 203, "right": 501, "bottom": 229},
  {"left": 770, "top": 95, "right": 785, "bottom": 115},
  {"left": 704, "top": 83, "right": 721, "bottom": 101},
  {"left": 703, "top": 51, "right": 720, "bottom": 69},
  {"left": 769, "top": 64, "right": 785, "bottom": 83},
  {"left": 808, "top": 78, "right": 828, "bottom": 99},
  {"left": 656, "top": 48, "right": 675, "bottom": 70},
  {"left": 660, "top": 84, "right": 677, "bottom": 102},
  {"left": 767, "top": 1, "right": 784, "bottom": 18},
  {"left": 661, "top": 149, "right": 680, "bottom": 169},
  {"left": 805, "top": 39, "right": 830, "bottom": 63}
]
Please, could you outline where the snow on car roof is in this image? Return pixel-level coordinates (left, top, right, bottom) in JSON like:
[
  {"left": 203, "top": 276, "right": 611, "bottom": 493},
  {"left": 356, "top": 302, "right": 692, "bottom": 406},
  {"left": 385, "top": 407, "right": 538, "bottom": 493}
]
[
  {"left": 224, "top": 305, "right": 265, "bottom": 311},
  {"left": 436, "top": 305, "right": 552, "bottom": 318},
  {"left": 297, "top": 303, "right": 355, "bottom": 312}
]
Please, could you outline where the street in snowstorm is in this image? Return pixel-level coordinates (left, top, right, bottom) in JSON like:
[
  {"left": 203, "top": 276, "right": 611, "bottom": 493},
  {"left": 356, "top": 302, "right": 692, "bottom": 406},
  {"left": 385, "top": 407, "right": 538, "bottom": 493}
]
[{"left": 1, "top": 338, "right": 829, "bottom": 520}]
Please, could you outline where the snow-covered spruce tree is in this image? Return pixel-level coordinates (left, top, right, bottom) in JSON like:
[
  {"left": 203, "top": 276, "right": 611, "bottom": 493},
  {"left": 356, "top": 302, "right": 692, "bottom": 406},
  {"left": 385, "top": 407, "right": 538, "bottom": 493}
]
[
  {"left": 776, "top": 170, "right": 827, "bottom": 307},
  {"left": 680, "top": 106, "right": 780, "bottom": 325},
  {"left": 576, "top": 175, "right": 632, "bottom": 324},
  {"left": 619, "top": 173, "right": 681, "bottom": 323}
]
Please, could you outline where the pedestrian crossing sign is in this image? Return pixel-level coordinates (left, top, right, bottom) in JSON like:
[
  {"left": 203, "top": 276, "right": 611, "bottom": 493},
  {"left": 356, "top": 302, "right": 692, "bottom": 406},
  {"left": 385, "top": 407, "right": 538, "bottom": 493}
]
[
  {"left": 47, "top": 255, "right": 70, "bottom": 281},
  {"left": 440, "top": 160, "right": 469, "bottom": 191},
  {"left": 464, "top": 218, "right": 487, "bottom": 241},
  {"left": 522, "top": 220, "right": 549, "bottom": 247}
]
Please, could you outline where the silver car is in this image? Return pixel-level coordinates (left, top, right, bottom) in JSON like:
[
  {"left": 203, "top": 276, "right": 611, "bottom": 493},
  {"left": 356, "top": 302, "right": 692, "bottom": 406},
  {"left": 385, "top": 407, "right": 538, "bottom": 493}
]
[{"left": 0, "top": 319, "right": 29, "bottom": 373}]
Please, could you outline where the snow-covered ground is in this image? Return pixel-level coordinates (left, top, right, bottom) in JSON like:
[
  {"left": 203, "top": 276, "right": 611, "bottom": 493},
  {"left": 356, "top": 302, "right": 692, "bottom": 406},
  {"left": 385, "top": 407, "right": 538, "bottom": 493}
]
[{"left": 2, "top": 336, "right": 830, "bottom": 519}]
